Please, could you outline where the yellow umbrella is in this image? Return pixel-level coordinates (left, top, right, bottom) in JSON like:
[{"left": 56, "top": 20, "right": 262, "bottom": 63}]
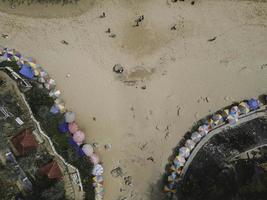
[{"left": 238, "top": 102, "right": 250, "bottom": 114}]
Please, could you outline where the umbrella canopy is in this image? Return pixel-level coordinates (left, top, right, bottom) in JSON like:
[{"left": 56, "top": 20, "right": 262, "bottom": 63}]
[
  {"left": 198, "top": 124, "right": 209, "bottom": 137},
  {"left": 230, "top": 106, "right": 240, "bottom": 116},
  {"left": 49, "top": 89, "right": 61, "bottom": 99},
  {"left": 68, "top": 122, "right": 79, "bottom": 134},
  {"left": 45, "top": 78, "right": 56, "bottom": 90},
  {"left": 222, "top": 109, "right": 229, "bottom": 120},
  {"left": 179, "top": 147, "right": 190, "bottom": 158},
  {"left": 173, "top": 155, "right": 186, "bottom": 168},
  {"left": 65, "top": 111, "right": 76, "bottom": 123},
  {"left": 227, "top": 114, "right": 238, "bottom": 124},
  {"left": 58, "top": 121, "right": 69, "bottom": 133},
  {"left": 73, "top": 130, "right": 85, "bottom": 145},
  {"left": 248, "top": 98, "right": 259, "bottom": 110},
  {"left": 191, "top": 132, "right": 202, "bottom": 143},
  {"left": 92, "top": 164, "right": 104, "bottom": 176},
  {"left": 185, "top": 139, "right": 196, "bottom": 150},
  {"left": 82, "top": 144, "right": 94, "bottom": 157},
  {"left": 212, "top": 114, "right": 224, "bottom": 125},
  {"left": 90, "top": 153, "right": 100, "bottom": 165},
  {"left": 238, "top": 102, "right": 250, "bottom": 114}
]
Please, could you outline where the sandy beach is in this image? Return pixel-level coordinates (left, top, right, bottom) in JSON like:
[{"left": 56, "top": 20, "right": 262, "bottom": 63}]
[{"left": 0, "top": 0, "right": 266, "bottom": 199}]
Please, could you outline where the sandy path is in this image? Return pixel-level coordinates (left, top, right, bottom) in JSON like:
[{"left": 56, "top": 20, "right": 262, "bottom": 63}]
[{"left": 0, "top": 0, "right": 267, "bottom": 199}]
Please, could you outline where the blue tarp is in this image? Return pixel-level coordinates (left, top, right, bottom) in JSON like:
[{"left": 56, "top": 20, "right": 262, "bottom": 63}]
[{"left": 19, "top": 65, "right": 34, "bottom": 79}]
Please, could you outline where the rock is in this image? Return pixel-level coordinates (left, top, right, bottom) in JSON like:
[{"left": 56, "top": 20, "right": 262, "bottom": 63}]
[
  {"left": 113, "top": 64, "right": 124, "bottom": 74},
  {"left": 66, "top": 73, "right": 71, "bottom": 78}
]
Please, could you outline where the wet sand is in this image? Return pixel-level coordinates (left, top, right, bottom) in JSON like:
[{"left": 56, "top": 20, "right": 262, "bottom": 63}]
[{"left": 0, "top": 0, "right": 267, "bottom": 199}]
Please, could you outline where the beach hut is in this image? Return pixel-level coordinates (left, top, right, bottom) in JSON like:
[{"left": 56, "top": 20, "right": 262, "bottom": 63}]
[
  {"left": 73, "top": 130, "right": 85, "bottom": 145},
  {"left": 68, "top": 122, "right": 79, "bottom": 134},
  {"left": 191, "top": 132, "right": 202, "bottom": 143},
  {"left": 11, "top": 129, "right": 38, "bottom": 156},
  {"left": 82, "top": 144, "right": 94, "bottom": 157},
  {"left": 65, "top": 111, "right": 76, "bottom": 123},
  {"left": 39, "top": 160, "right": 63, "bottom": 180},
  {"left": 179, "top": 147, "right": 190, "bottom": 158}
]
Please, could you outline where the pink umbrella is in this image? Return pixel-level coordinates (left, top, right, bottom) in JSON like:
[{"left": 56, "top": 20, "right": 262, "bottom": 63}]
[
  {"left": 68, "top": 122, "right": 79, "bottom": 134},
  {"left": 73, "top": 130, "right": 85, "bottom": 145},
  {"left": 89, "top": 153, "right": 100, "bottom": 165}
]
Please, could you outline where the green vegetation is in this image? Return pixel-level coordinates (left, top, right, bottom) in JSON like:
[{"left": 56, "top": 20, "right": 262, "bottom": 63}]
[{"left": 25, "top": 84, "right": 95, "bottom": 200}]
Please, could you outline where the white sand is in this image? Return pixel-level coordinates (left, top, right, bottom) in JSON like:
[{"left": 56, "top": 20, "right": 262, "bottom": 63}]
[{"left": 0, "top": 0, "right": 266, "bottom": 199}]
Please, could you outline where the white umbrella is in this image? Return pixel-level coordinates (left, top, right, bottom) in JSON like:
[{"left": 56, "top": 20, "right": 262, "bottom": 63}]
[
  {"left": 191, "top": 132, "right": 202, "bottom": 143},
  {"left": 198, "top": 124, "right": 209, "bottom": 137},
  {"left": 179, "top": 147, "right": 190, "bottom": 158},
  {"left": 185, "top": 139, "right": 196, "bottom": 151},
  {"left": 82, "top": 144, "right": 94, "bottom": 157},
  {"left": 92, "top": 164, "right": 104, "bottom": 176},
  {"left": 65, "top": 111, "right": 76, "bottom": 123}
]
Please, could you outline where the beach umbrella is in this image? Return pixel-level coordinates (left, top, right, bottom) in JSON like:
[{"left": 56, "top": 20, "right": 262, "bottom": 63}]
[
  {"left": 49, "top": 89, "right": 61, "bottom": 99},
  {"left": 185, "top": 139, "right": 196, "bottom": 151},
  {"left": 45, "top": 78, "right": 56, "bottom": 90},
  {"left": 90, "top": 153, "right": 100, "bottom": 165},
  {"left": 68, "top": 122, "right": 79, "bottom": 134},
  {"left": 198, "top": 124, "right": 209, "bottom": 137},
  {"left": 50, "top": 105, "right": 60, "bottom": 114},
  {"left": 230, "top": 106, "right": 239, "bottom": 116},
  {"left": 82, "top": 144, "right": 94, "bottom": 157},
  {"left": 54, "top": 98, "right": 66, "bottom": 113},
  {"left": 92, "top": 164, "right": 104, "bottom": 176},
  {"left": 227, "top": 114, "right": 238, "bottom": 125},
  {"left": 65, "top": 111, "right": 76, "bottom": 123},
  {"left": 73, "top": 130, "right": 85, "bottom": 145},
  {"left": 163, "top": 185, "right": 177, "bottom": 193},
  {"left": 212, "top": 114, "right": 224, "bottom": 126},
  {"left": 248, "top": 98, "right": 259, "bottom": 110},
  {"left": 238, "top": 102, "right": 250, "bottom": 114},
  {"left": 173, "top": 155, "right": 186, "bottom": 167},
  {"left": 58, "top": 121, "right": 69, "bottom": 133},
  {"left": 179, "top": 147, "right": 190, "bottom": 158},
  {"left": 191, "top": 132, "right": 202, "bottom": 143},
  {"left": 221, "top": 109, "right": 229, "bottom": 120},
  {"left": 207, "top": 118, "right": 214, "bottom": 128},
  {"left": 168, "top": 172, "right": 177, "bottom": 182}
]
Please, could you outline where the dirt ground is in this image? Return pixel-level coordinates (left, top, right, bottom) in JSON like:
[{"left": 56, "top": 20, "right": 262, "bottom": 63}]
[{"left": 0, "top": 0, "right": 266, "bottom": 199}]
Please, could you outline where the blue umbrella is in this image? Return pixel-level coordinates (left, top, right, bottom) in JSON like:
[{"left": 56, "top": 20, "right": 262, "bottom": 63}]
[
  {"left": 248, "top": 99, "right": 259, "bottom": 110},
  {"left": 58, "top": 121, "right": 69, "bottom": 133}
]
